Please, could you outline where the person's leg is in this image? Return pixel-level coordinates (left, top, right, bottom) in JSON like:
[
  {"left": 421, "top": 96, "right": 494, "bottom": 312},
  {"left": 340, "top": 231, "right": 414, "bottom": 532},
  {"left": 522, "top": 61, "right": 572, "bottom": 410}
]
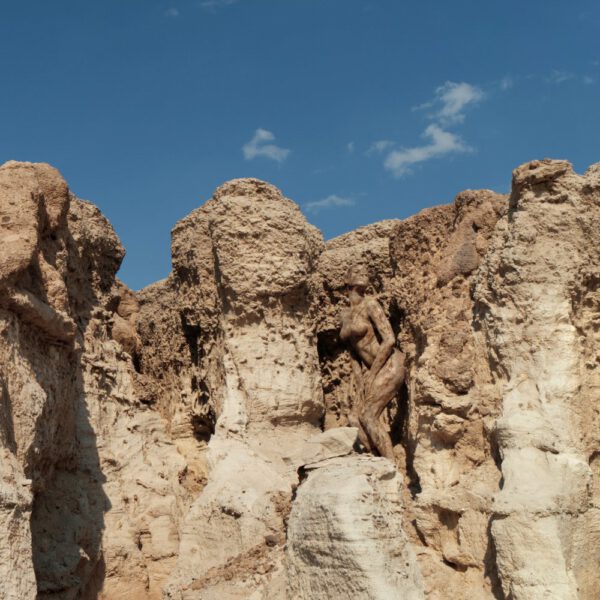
[
  {"left": 359, "top": 353, "right": 405, "bottom": 461},
  {"left": 348, "top": 410, "right": 372, "bottom": 452},
  {"left": 359, "top": 388, "right": 395, "bottom": 460},
  {"left": 349, "top": 357, "right": 372, "bottom": 451}
]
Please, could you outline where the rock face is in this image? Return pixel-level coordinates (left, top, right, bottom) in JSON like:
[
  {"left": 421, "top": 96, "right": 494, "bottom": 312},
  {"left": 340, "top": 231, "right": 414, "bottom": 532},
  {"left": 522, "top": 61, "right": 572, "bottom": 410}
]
[
  {"left": 474, "top": 160, "right": 600, "bottom": 600},
  {"left": 286, "top": 454, "right": 423, "bottom": 600},
  {"left": 388, "top": 189, "right": 507, "bottom": 599},
  {"left": 315, "top": 187, "right": 507, "bottom": 599},
  {"left": 1, "top": 158, "right": 600, "bottom": 599},
  {"left": 0, "top": 161, "right": 118, "bottom": 600},
  {"left": 0, "top": 161, "right": 188, "bottom": 600},
  {"left": 139, "top": 179, "right": 326, "bottom": 598}
]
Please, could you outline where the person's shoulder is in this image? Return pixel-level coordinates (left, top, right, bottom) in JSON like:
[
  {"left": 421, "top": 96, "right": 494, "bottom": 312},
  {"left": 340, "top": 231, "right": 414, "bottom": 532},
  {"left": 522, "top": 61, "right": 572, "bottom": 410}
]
[{"left": 365, "top": 295, "right": 384, "bottom": 311}]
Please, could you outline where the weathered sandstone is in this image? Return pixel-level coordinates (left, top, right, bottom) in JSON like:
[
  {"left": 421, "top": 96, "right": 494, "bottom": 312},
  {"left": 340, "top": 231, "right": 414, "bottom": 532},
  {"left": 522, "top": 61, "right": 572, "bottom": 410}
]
[
  {"left": 1, "top": 158, "right": 599, "bottom": 600},
  {"left": 315, "top": 187, "right": 507, "bottom": 598},
  {"left": 286, "top": 454, "right": 423, "bottom": 600},
  {"left": 142, "top": 179, "right": 325, "bottom": 598},
  {"left": 0, "top": 162, "right": 187, "bottom": 599},
  {"left": 474, "top": 159, "right": 600, "bottom": 599}
]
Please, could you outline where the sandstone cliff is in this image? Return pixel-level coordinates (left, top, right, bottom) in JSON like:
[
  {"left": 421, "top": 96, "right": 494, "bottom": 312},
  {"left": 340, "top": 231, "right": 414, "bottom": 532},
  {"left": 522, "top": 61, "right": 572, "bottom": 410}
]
[{"left": 0, "top": 158, "right": 599, "bottom": 599}]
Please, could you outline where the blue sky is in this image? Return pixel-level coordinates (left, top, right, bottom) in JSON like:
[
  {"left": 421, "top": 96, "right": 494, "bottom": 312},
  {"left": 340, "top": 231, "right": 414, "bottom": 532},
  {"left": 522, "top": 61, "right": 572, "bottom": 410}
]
[{"left": 1, "top": 0, "right": 599, "bottom": 289}]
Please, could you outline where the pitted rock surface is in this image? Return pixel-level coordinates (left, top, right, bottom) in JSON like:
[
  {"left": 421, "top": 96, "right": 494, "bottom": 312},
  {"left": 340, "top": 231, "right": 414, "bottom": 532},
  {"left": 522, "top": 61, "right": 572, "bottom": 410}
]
[{"left": 1, "top": 160, "right": 600, "bottom": 599}]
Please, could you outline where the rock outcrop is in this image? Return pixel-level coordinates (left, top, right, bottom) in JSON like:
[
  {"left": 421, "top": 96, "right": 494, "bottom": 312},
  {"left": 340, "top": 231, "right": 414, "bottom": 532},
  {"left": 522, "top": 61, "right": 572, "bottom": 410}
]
[
  {"left": 474, "top": 159, "right": 600, "bottom": 599},
  {"left": 1, "top": 158, "right": 600, "bottom": 600},
  {"left": 314, "top": 187, "right": 507, "bottom": 598},
  {"left": 0, "top": 161, "right": 109, "bottom": 600},
  {"left": 0, "top": 162, "right": 187, "bottom": 599},
  {"left": 286, "top": 454, "right": 423, "bottom": 600},
  {"left": 139, "top": 179, "right": 325, "bottom": 598}
]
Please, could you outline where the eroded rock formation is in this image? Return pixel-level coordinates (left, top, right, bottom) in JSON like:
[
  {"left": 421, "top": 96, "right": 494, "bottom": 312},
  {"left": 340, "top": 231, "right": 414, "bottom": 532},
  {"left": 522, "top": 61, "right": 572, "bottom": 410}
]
[
  {"left": 1, "top": 158, "right": 599, "bottom": 599},
  {"left": 286, "top": 452, "right": 423, "bottom": 600},
  {"left": 474, "top": 160, "right": 600, "bottom": 599},
  {"left": 0, "top": 161, "right": 189, "bottom": 600}
]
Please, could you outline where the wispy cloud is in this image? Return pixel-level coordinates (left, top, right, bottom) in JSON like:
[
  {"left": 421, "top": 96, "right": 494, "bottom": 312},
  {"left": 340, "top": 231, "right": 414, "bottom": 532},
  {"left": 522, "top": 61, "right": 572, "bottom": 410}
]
[
  {"left": 384, "top": 124, "right": 470, "bottom": 177},
  {"left": 346, "top": 141, "right": 355, "bottom": 153},
  {"left": 494, "top": 69, "right": 598, "bottom": 92},
  {"left": 165, "top": 7, "right": 179, "bottom": 17},
  {"left": 543, "top": 69, "right": 597, "bottom": 85},
  {"left": 366, "top": 140, "right": 394, "bottom": 155},
  {"left": 372, "top": 80, "right": 482, "bottom": 178},
  {"left": 242, "top": 129, "right": 290, "bottom": 163},
  {"left": 414, "top": 81, "right": 484, "bottom": 124},
  {"left": 305, "top": 194, "right": 355, "bottom": 214},
  {"left": 201, "top": 0, "right": 239, "bottom": 10},
  {"left": 500, "top": 76, "right": 513, "bottom": 91},
  {"left": 546, "top": 69, "right": 576, "bottom": 85}
]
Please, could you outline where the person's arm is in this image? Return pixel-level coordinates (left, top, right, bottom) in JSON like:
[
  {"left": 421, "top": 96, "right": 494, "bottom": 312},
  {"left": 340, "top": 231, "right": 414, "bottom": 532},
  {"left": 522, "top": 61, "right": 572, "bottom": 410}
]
[
  {"left": 348, "top": 353, "right": 372, "bottom": 451},
  {"left": 340, "top": 307, "right": 352, "bottom": 341},
  {"left": 364, "top": 297, "right": 395, "bottom": 387},
  {"left": 350, "top": 353, "right": 365, "bottom": 403}
]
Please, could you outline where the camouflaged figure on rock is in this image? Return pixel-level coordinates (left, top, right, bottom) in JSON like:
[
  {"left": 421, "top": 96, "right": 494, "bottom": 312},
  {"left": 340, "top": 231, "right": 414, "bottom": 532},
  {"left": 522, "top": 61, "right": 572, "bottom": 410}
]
[{"left": 340, "top": 266, "right": 405, "bottom": 461}]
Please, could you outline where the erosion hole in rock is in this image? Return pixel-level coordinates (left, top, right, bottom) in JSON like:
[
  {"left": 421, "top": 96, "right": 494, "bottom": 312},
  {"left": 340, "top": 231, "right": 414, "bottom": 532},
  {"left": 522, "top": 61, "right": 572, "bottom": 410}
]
[
  {"left": 180, "top": 313, "right": 202, "bottom": 366},
  {"left": 131, "top": 350, "right": 142, "bottom": 374},
  {"left": 483, "top": 516, "right": 505, "bottom": 600},
  {"left": 191, "top": 411, "right": 214, "bottom": 443},
  {"left": 442, "top": 557, "right": 468, "bottom": 573},
  {"left": 388, "top": 297, "right": 406, "bottom": 340}
]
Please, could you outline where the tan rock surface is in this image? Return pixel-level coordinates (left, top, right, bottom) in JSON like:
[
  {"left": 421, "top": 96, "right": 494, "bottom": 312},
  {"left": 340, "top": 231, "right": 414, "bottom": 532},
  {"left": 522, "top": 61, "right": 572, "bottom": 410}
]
[
  {"left": 388, "top": 189, "right": 508, "bottom": 599},
  {"left": 286, "top": 454, "right": 423, "bottom": 600},
  {"left": 290, "top": 426, "right": 358, "bottom": 468},
  {"left": 1, "top": 159, "right": 600, "bottom": 600},
  {"left": 149, "top": 178, "right": 325, "bottom": 598},
  {"left": 314, "top": 188, "right": 507, "bottom": 598},
  {"left": 474, "top": 159, "right": 600, "bottom": 599},
  {"left": 0, "top": 162, "right": 188, "bottom": 599},
  {"left": 0, "top": 160, "right": 81, "bottom": 600}
]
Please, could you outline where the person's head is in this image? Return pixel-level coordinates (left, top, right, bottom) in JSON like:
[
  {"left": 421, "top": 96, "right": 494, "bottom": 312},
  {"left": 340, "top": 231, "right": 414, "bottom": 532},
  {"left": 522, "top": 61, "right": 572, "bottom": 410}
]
[{"left": 344, "top": 265, "right": 369, "bottom": 297}]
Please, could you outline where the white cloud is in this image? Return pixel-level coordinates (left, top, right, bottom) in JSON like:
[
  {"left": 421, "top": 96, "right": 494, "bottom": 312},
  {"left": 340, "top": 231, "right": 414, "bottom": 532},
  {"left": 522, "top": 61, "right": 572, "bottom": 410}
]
[
  {"left": 383, "top": 124, "right": 470, "bottom": 178},
  {"left": 347, "top": 141, "right": 355, "bottom": 153},
  {"left": 500, "top": 76, "right": 514, "bottom": 90},
  {"left": 242, "top": 129, "right": 290, "bottom": 163},
  {"left": 366, "top": 140, "right": 394, "bottom": 155},
  {"left": 413, "top": 81, "right": 483, "bottom": 124},
  {"left": 546, "top": 70, "right": 576, "bottom": 84},
  {"left": 374, "top": 80, "right": 482, "bottom": 178},
  {"left": 543, "top": 69, "right": 598, "bottom": 85},
  {"left": 201, "top": 0, "right": 239, "bottom": 10},
  {"left": 433, "top": 81, "right": 484, "bottom": 124},
  {"left": 165, "top": 7, "right": 179, "bottom": 17},
  {"left": 305, "top": 194, "right": 355, "bottom": 214},
  {"left": 411, "top": 100, "right": 433, "bottom": 112}
]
